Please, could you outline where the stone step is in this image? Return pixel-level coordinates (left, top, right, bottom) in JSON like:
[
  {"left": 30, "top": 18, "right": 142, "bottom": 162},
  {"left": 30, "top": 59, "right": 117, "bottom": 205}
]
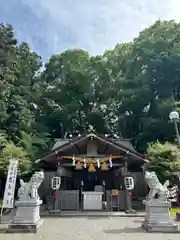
[{"left": 40, "top": 211, "right": 145, "bottom": 217}]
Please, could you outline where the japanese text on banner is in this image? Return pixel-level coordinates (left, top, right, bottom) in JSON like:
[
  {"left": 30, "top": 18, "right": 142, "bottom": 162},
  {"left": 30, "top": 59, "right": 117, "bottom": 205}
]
[{"left": 2, "top": 159, "right": 18, "bottom": 209}]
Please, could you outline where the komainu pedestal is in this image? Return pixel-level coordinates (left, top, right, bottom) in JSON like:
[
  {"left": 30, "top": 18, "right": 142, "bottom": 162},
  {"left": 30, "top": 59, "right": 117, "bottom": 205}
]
[
  {"left": 142, "top": 171, "right": 179, "bottom": 233},
  {"left": 142, "top": 200, "right": 179, "bottom": 233},
  {"left": 8, "top": 200, "right": 42, "bottom": 233},
  {"left": 8, "top": 170, "right": 44, "bottom": 233}
]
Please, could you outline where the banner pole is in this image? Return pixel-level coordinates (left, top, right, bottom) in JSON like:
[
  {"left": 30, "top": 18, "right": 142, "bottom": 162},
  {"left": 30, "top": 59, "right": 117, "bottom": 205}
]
[
  {"left": 0, "top": 206, "right": 3, "bottom": 224},
  {"left": 1, "top": 159, "right": 18, "bottom": 224}
]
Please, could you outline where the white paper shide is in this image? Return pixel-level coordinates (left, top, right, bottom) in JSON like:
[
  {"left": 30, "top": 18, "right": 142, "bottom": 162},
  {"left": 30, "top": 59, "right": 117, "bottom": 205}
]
[{"left": 2, "top": 159, "right": 18, "bottom": 208}]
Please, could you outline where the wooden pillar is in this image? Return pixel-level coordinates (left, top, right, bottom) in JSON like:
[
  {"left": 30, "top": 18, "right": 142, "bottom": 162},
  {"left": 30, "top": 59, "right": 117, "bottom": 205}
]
[
  {"left": 121, "top": 162, "right": 136, "bottom": 213},
  {"left": 54, "top": 163, "right": 62, "bottom": 210},
  {"left": 113, "top": 168, "right": 121, "bottom": 189}
]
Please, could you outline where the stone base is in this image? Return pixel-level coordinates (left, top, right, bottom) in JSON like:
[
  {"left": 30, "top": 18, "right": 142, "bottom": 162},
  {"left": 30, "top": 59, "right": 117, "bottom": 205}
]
[
  {"left": 8, "top": 220, "right": 43, "bottom": 233},
  {"left": 176, "top": 212, "right": 180, "bottom": 221},
  {"left": 13, "top": 200, "right": 42, "bottom": 224},
  {"left": 142, "top": 200, "right": 179, "bottom": 233},
  {"left": 142, "top": 220, "right": 179, "bottom": 233},
  {"left": 7, "top": 200, "right": 43, "bottom": 233}
]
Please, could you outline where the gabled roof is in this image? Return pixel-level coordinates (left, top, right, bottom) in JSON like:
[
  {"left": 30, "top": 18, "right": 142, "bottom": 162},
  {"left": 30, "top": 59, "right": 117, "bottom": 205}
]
[
  {"left": 37, "top": 133, "right": 147, "bottom": 163},
  {"left": 52, "top": 139, "right": 69, "bottom": 150}
]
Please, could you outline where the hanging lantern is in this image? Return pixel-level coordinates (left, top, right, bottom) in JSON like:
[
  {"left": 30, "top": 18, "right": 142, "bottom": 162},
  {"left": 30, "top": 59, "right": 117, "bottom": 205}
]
[
  {"left": 75, "top": 161, "right": 82, "bottom": 170},
  {"left": 124, "top": 176, "right": 134, "bottom": 190},
  {"left": 101, "top": 161, "right": 108, "bottom": 171},
  {"left": 51, "top": 177, "right": 61, "bottom": 190},
  {"left": 88, "top": 162, "right": 96, "bottom": 172}
]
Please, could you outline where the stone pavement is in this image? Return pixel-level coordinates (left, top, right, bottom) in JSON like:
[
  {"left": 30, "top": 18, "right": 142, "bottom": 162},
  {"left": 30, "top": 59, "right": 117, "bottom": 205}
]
[{"left": 0, "top": 217, "right": 180, "bottom": 239}]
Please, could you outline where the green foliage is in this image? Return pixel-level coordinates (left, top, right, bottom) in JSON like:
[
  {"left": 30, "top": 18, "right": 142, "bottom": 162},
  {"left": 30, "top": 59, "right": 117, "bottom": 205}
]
[
  {"left": 18, "top": 131, "right": 51, "bottom": 159},
  {"left": 0, "top": 24, "right": 50, "bottom": 174},
  {"left": 0, "top": 140, "right": 32, "bottom": 175},
  {"left": 147, "top": 141, "right": 180, "bottom": 182},
  {"left": 1, "top": 20, "right": 180, "bottom": 175}
]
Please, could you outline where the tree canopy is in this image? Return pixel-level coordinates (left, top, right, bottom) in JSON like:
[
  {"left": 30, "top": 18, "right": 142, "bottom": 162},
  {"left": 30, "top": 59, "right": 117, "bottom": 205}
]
[
  {"left": 146, "top": 141, "right": 180, "bottom": 182},
  {"left": 1, "top": 20, "right": 180, "bottom": 173}
]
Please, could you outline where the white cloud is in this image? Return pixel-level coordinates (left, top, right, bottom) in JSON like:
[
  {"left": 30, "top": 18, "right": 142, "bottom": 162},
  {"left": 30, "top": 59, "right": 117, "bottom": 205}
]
[{"left": 3, "top": 0, "right": 180, "bottom": 58}]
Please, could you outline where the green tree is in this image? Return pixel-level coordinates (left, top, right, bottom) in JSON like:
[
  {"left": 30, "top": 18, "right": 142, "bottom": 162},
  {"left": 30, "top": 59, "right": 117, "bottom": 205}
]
[
  {"left": 40, "top": 50, "right": 95, "bottom": 136},
  {"left": 106, "top": 20, "right": 180, "bottom": 151},
  {"left": 18, "top": 131, "right": 51, "bottom": 160},
  {"left": 0, "top": 23, "right": 51, "bottom": 172},
  {"left": 0, "top": 24, "right": 43, "bottom": 140},
  {"left": 146, "top": 141, "right": 180, "bottom": 182},
  {"left": 0, "top": 141, "right": 32, "bottom": 176},
  {"left": 2, "top": 20, "right": 180, "bottom": 171}
]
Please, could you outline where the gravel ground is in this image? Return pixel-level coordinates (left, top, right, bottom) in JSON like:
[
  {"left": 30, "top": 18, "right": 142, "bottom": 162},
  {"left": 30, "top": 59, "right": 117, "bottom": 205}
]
[{"left": 1, "top": 217, "right": 180, "bottom": 240}]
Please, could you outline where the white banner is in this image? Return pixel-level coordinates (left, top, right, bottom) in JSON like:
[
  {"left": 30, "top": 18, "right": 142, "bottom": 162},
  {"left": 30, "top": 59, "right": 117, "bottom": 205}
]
[{"left": 2, "top": 159, "right": 18, "bottom": 209}]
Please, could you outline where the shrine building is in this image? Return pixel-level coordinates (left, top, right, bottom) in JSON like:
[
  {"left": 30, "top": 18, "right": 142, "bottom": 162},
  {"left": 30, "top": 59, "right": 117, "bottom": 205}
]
[{"left": 37, "top": 132, "right": 147, "bottom": 212}]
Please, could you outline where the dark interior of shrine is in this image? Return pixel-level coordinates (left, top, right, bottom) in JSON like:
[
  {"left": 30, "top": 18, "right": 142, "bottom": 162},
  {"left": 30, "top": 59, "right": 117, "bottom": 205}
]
[
  {"left": 72, "top": 167, "right": 121, "bottom": 191},
  {"left": 56, "top": 165, "right": 127, "bottom": 192}
]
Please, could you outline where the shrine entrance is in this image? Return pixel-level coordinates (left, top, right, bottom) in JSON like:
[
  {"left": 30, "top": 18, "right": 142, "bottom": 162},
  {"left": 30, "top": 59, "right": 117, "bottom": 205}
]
[
  {"left": 72, "top": 167, "right": 116, "bottom": 192},
  {"left": 82, "top": 171, "right": 101, "bottom": 191}
]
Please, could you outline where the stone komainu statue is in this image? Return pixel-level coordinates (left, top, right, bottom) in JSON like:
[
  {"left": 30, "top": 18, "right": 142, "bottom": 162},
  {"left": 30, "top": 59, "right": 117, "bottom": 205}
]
[
  {"left": 18, "top": 170, "right": 44, "bottom": 201},
  {"left": 145, "top": 171, "right": 169, "bottom": 201}
]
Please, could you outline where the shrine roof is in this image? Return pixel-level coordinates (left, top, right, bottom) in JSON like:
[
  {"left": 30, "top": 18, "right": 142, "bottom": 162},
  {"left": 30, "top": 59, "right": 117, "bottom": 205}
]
[{"left": 37, "top": 132, "right": 147, "bottom": 164}]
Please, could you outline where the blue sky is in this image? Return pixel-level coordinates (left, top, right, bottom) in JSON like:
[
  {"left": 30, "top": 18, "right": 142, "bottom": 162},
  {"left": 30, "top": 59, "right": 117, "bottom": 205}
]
[{"left": 0, "top": 0, "right": 179, "bottom": 60}]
